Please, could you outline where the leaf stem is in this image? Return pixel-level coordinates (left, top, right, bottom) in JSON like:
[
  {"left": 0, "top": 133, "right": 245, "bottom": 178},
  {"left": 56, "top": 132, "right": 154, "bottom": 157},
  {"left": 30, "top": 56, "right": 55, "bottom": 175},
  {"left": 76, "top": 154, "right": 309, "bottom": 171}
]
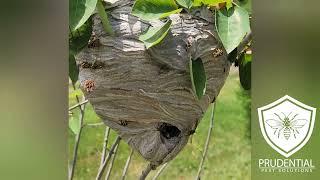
[
  {"left": 139, "top": 163, "right": 154, "bottom": 180},
  {"left": 96, "top": 0, "right": 114, "bottom": 36}
]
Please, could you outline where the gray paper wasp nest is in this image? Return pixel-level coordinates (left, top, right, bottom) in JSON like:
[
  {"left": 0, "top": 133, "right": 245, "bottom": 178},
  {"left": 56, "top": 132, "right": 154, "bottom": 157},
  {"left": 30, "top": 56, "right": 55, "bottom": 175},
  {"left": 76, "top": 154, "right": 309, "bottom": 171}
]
[{"left": 77, "top": 0, "right": 230, "bottom": 167}]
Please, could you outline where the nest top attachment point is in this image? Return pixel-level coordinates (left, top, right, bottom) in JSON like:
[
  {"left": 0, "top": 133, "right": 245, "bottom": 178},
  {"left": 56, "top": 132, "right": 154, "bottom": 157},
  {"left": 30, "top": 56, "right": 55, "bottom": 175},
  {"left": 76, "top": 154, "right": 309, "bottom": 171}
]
[{"left": 77, "top": 0, "right": 230, "bottom": 166}]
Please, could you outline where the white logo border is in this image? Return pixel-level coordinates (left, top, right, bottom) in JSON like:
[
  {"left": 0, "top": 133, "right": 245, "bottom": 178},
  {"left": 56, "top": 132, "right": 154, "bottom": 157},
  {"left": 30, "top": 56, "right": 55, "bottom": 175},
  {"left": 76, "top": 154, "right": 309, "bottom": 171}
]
[{"left": 257, "top": 95, "right": 316, "bottom": 158}]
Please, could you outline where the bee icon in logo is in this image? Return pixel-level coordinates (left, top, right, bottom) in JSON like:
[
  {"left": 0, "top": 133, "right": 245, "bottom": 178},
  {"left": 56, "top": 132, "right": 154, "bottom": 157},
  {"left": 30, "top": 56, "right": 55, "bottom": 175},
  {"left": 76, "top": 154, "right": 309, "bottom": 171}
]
[{"left": 266, "top": 112, "right": 308, "bottom": 140}]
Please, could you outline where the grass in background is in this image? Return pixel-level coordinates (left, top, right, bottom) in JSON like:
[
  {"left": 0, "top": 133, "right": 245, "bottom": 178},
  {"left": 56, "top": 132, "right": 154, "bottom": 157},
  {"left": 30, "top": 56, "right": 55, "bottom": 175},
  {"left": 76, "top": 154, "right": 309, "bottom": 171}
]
[{"left": 69, "top": 67, "right": 251, "bottom": 180}]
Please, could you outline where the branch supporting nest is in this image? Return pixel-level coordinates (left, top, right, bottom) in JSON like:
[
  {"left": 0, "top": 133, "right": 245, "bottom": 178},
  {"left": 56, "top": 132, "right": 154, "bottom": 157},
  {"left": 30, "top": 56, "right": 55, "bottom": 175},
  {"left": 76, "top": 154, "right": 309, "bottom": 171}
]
[
  {"left": 139, "top": 163, "right": 157, "bottom": 180},
  {"left": 96, "top": 136, "right": 121, "bottom": 180},
  {"left": 195, "top": 103, "right": 216, "bottom": 180},
  {"left": 105, "top": 140, "right": 120, "bottom": 180},
  {"left": 152, "top": 163, "right": 169, "bottom": 180}
]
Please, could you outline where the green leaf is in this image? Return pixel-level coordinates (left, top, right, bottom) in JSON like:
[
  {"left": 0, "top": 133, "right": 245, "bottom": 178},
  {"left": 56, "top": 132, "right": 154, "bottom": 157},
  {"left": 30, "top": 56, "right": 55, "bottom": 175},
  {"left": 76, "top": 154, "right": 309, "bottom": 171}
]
[
  {"left": 193, "top": 0, "right": 232, "bottom": 9},
  {"left": 239, "top": 52, "right": 251, "bottom": 90},
  {"left": 69, "top": 18, "right": 93, "bottom": 55},
  {"left": 139, "top": 20, "right": 172, "bottom": 49},
  {"left": 176, "top": 0, "right": 193, "bottom": 9},
  {"left": 192, "top": 0, "right": 203, "bottom": 6},
  {"left": 69, "top": 0, "right": 97, "bottom": 31},
  {"left": 69, "top": 54, "right": 79, "bottom": 85},
  {"left": 235, "top": 0, "right": 252, "bottom": 14},
  {"left": 216, "top": 6, "right": 250, "bottom": 54},
  {"left": 132, "top": 0, "right": 182, "bottom": 21},
  {"left": 69, "top": 116, "right": 81, "bottom": 135},
  {"left": 189, "top": 57, "right": 207, "bottom": 100}
]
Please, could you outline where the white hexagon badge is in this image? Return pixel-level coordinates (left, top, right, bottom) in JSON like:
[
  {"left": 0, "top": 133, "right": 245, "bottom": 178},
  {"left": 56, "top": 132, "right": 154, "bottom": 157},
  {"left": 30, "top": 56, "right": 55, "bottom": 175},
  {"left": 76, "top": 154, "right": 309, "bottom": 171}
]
[{"left": 258, "top": 95, "right": 316, "bottom": 158}]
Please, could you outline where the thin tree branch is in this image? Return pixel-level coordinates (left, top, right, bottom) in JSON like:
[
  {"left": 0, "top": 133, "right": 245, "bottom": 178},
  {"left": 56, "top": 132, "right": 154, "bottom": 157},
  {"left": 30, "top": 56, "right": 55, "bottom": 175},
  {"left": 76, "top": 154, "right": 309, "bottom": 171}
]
[
  {"left": 68, "top": 84, "right": 86, "bottom": 180},
  {"left": 105, "top": 141, "right": 120, "bottom": 180},
  {"left": 152, "top": 163, "right": 168, "bottom": 180},
  {"left": 100, "top": 127, "right": 111, "bottom": 165},
  {"left": 139, "top": 163, "right": 155, "bottom": 180},
  {"left": 195, "top": 103, "right": 216, "bottom": 180},
  {"left": 96, "top": 136, "right": 121, "bottom": 180},
  {"left": 69, "top": 99, "right": 89, "bottom": 111},
  {"left": 121, "top": 149, "right": 134, "bottom": 180},
  {"left": 68, "top": 104, "right": 86, "bottom": 180},
  {"left": 84, "top": 122, "right": 105, "bottom": 127}
]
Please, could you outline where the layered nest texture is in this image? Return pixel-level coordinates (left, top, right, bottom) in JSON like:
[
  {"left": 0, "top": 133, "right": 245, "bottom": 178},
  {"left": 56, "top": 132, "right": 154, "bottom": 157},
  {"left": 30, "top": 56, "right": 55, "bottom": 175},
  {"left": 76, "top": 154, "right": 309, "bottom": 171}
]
[{"left": 77, "top": 0, "right": 230, "bottom": 167}]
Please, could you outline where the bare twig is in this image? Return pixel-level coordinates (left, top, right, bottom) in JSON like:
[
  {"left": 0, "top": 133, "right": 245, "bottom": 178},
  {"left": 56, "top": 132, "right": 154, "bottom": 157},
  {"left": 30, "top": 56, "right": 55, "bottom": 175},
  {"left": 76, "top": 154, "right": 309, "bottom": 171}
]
[
  {"left": 195, "top": 103, "right": 216, "bottom": 180},
  {"left": 68, "top": 104, "right": 86, "bottom": 180},
  {"left": 69, "top": 99, "right": 89, "bottom": 111},
  {"left": 105, "top": 141, "right": 120, "bottom": 180},
  {"left": 152, "top": 163, "right": 168, "bottom": 180},
  {"left": 68, "top": 84, "right": 86, "bottom": 180},
  {"left": 139, "top": 163, "right": 155, "bottom": 180},
  {"left": 96, "top": 136, "right": 121, "bottom": 180},
  {"left": 121, "top": 149, "right": 134, "bottom": 180},
  {"left": 100, "top": 127, "right": 111, "bottom": 165},
  {"left": 85, "top": 122, "right": 105, "bottom": 127}
]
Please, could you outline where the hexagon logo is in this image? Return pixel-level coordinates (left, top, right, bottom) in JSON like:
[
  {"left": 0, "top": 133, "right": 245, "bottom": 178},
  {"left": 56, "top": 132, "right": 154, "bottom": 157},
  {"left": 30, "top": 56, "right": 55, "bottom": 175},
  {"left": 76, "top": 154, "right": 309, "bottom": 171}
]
[{"left": 258, "top": 95, "right": 316, "bottom": 158}]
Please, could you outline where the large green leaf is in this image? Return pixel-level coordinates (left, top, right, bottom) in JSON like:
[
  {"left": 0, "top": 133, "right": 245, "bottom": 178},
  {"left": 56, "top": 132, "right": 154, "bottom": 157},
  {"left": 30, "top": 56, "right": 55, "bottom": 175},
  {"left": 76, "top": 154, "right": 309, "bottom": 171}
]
[
  {"left": 189, "top": 57, "right": 207, "bottom": 100},
  {"left": 193, "top": 0, "right": 232, "bottom": 9},
  {"left": 69, "top": 18, "right": 93, "bottom": 55},
  {"left": 139, "top": 20, "right": 172, "bottom": 49},
  {"left": 176, "top": 0, "right": 193, "bottom": 9},
  {"left": 69, "top": 116, "right": 81, "bottom": 135},
  {"left": 132, "top": 0, "right": 182, "bottom": 21},
  {"left": 216, "top": 6, "right": 250, "bottom": 54},
  {"left": 69, "top": 0, "right": 97, "bottom": 31},
  {"left": 69, "top": 54, "right": 79, "bottom": 85},
  {"left": 239, "top": 52, "right": 251, "bottom": 90}
]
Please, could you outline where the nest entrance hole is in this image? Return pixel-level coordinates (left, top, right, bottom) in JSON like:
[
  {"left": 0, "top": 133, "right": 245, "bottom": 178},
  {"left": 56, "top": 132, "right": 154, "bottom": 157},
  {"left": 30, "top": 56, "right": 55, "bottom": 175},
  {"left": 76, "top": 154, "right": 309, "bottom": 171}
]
[{"left": 158, "top": 123, "right": 181, "bottom": 139}]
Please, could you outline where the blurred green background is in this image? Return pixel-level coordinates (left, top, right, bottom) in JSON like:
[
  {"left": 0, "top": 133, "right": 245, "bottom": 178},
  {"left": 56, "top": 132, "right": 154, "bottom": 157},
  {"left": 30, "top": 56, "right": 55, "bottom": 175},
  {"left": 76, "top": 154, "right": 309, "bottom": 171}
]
[{"left": 69, "top": 67, "right": 251, "bottom": 180}]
